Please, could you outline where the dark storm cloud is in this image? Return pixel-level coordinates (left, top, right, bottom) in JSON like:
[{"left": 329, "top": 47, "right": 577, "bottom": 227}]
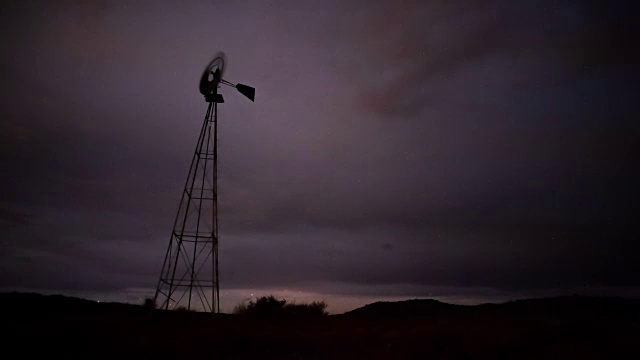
[
  {"left": 1, "top": 0, "right": 638, "bottom": 301},
  {"left": 0, "top": 208, "right": 34, "bottom": 227},
  {"left": 346, "top": 0, "right": 639, "bottom": 118},
  {"left": 211, "top": 0, "right": 639, "bottom": 236},
  {"left": 219, "top": 222, "right": 639, "bottom": 291}
]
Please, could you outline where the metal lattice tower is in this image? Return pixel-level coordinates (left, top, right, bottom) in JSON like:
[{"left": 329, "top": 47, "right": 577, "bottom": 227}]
[
  {"left": 154, "top": 52, "right": 254, "bottom": 313},
  {"left": 154, "top": 100, "right": 221, "bottom": 312}
]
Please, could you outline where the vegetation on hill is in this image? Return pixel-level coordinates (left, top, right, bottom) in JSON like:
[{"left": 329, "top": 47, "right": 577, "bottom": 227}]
[
  {"left": 3, "top": 292, "right": 640, "bottom": 358},
  {"left": 233, "top": 295, "right": 328, "bottom": 319}
]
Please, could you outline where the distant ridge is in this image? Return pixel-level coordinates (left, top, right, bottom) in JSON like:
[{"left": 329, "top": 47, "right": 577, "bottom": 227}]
[
  {"left": 2, "top": 292, "right": 639, "bottom": 321},
  {"left": 340, "top": 295, "right": 640, "bottom": 320},
  {"left": 340, "top": 298, "right": 466, "bottom": 319},
  {"left": 0, "top": 292, "right": 231, "bottom": 320},
  {"left": 3, "top": 292, "right": 639, "bottom": 358},
  {"left": 0, "top": 292, "right": 141, "bottom": 313}
]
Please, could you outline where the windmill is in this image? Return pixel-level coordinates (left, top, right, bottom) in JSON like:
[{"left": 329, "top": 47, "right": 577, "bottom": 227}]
[{"left": 153, "top": 52, "right": 254, "bottom": 313}]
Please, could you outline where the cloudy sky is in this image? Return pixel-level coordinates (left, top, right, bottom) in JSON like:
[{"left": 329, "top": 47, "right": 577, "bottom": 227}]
[{"left": 1, "top": 0, "right": 638, "bottom": 313}]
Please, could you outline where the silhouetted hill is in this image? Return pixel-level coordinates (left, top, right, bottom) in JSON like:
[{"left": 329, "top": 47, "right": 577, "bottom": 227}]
[
  {"left": 486, "top": 295, "right": 640, "bottom": 320},
  {"left": 341, "top": 298, "right": 467, "bottom": 320},
  {"left": 0, "top": 291, "right": 231, "bottom": 321},
  {"left": 3, "top": 292, "right": 640, "bottom": 359},
  {"left": 5, "top": 292, "right": 638, "bottom": 319},
  {"left": 342, "top": 295, "right": 640, "bottom": 321},
  {"left": 1, "top": 292, "right": 137, "bottom": 313}
]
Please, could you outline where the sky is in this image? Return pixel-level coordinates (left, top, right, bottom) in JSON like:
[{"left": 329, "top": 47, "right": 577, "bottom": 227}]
[{"left": 1, "top": 0, "right": 639, "bottom": 314}]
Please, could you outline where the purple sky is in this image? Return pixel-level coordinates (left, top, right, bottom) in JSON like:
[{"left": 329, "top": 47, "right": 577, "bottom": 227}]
[{"left": 1, "top": 0, "right": 639, "bottom": 313}]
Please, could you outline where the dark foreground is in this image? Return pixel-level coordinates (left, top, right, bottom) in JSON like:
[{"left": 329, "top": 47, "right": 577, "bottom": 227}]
[{"left": 3, "top": 292, "right": 639, "bottom": 359}]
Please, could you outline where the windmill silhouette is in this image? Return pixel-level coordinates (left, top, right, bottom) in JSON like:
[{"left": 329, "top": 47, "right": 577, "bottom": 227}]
[{"left": 153, "top": 52, "right": 254, "bottom": 312}]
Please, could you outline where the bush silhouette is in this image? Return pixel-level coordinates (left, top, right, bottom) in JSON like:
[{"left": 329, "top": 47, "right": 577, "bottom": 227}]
[
  {"left": 234, "top": 295, "right": 328, "bottom": 319},
  {"left": 142, "top": 297, "right": 156, "bottom": 310},
  {"left": 284, "top": 301, "right": 328, "bottom": 318}
]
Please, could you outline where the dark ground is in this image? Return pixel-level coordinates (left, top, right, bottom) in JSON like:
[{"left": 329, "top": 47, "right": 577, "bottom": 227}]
[{"left": 3, "top": 292, "right": 639, "bottom": 359}]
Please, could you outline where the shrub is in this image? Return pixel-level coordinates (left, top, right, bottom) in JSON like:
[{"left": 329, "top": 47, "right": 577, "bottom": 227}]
[
  {"left": 233, "top": 302, "right": 248, "bottom": 315},
  {"left": 284, "top": 300, "right": 328, "bottom": 318},
  {"left": 142, "top": 297, "right": 156, "bottom": 310},
  {"left": 234, "top": 295, "right": 328, "bottom": 319}
]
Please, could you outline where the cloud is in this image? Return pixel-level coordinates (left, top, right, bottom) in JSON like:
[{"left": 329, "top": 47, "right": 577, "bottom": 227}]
[
  {"left": 0, "top": 208, "right": 34, "bottom": 227},
  {"left": 338, "top": 0, "right": 639, "bottom": 119},
  {"left": 381, "top": 243, "right": 394, "bottom": 251}
]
